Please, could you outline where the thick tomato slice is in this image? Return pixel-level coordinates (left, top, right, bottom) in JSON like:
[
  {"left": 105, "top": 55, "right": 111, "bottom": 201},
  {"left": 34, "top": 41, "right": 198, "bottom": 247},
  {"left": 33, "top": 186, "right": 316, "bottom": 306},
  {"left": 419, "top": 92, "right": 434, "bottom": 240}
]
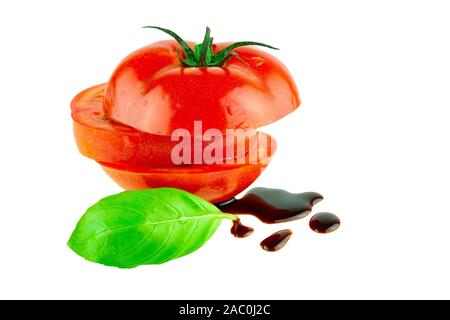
[
  {"left": 98, "top": 132, "right": 276, "bottom": 203},
  {"left": 72, "top": 84, "right": 257, "bottom": 167},
  {"left": 104, "top": 40, "right": 300, "bottom": 135}
]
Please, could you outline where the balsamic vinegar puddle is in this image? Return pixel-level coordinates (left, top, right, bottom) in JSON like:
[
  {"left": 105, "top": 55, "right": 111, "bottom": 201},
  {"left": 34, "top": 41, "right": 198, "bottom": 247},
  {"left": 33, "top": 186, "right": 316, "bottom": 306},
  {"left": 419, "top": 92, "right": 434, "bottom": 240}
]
[
  {"left": 218, "top": 187, "right": 340, "bottom": 252},
  {"left": 218, "top": 187, "right": 324, "bottom": 224}
]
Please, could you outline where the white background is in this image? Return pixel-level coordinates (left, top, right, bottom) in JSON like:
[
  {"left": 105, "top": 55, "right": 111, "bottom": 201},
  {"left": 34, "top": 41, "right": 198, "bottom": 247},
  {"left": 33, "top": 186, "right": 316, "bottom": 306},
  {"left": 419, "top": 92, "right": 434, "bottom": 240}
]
[{"left": 0, "top": 0, "right": 449, "bottom": 300}]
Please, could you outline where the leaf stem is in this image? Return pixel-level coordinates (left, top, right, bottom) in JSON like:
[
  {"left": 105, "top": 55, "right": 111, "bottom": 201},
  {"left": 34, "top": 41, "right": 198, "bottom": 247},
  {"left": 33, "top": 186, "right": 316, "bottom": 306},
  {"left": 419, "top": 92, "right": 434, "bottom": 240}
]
[{"left": 221, "top": 213, "right": 239, "bottom": 221}]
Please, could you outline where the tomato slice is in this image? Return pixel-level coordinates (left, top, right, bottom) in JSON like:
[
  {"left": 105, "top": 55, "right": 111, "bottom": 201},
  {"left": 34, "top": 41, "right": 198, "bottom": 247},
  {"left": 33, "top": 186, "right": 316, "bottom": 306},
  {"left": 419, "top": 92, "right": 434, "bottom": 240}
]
[
  {"left": 98, "top": 132, "right": 276, "bottom": 203},
  {"left": 71, "top": 84, "right": 258, "bottom": 167},
  {"left": 104, "top": 40, "right": 300, "bottom": 136}
]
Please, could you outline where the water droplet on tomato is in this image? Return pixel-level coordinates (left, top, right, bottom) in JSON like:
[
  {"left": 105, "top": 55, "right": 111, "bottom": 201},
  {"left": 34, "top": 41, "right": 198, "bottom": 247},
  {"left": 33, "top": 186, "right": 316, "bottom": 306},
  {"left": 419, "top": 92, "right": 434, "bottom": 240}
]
[
  {"left": 226, "top": 105, "right": 236, "bottom": 115},
  {"left": 250, "top": 57, "right": 265, "bottom": 67},
  {"left": 122, "top": 135, "right": 131, "bottom": 147},
  {"left": 93, "top": 91, "right": 104, "bottom": 102},
  {"left": 237, "top": 121, "right": 250, "bottom": 129}
]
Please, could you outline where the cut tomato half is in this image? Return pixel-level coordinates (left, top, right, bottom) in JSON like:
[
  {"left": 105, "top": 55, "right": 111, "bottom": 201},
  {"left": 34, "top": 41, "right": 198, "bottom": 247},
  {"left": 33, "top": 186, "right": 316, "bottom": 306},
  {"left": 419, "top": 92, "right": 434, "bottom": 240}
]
[
  {"left": 104, "top": 40, "right": 300, "bottom": 136},
  {"left": 71, "top": 84, "right": 258, "bottom": 167},
  {"left": 98, "top": 133, "right": 276, "bottom": 203}
]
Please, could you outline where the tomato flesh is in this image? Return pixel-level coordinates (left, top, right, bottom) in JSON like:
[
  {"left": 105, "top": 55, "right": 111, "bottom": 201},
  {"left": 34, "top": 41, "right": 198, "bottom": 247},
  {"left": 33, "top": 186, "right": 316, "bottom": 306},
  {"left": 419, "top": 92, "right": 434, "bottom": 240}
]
[
  {"left": 72, "top": 84, "right": 257, "bottom": 167},
  {"left": 99, "top": 132, "right": 276, "bottom": 203}
]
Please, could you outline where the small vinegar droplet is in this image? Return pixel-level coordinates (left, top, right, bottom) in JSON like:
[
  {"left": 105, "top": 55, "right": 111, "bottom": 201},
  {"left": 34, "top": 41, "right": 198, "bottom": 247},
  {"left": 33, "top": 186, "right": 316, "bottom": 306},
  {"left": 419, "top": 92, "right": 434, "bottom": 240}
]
[
  {"left": 230, "top": 218, "right": 254, "bottom": 238},
  {"left": 309, "top": 212, "right": 340, "bottom": 234},
  {"left": 260, "top": 229, "right": 292, "bottom": 252}
]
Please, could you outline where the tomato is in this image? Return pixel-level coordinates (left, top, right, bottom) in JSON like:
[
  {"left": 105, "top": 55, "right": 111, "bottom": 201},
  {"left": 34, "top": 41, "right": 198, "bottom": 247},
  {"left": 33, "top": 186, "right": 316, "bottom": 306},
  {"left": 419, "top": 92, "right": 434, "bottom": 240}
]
[
  {"left": 72, "top": 27, "right": 298, "bottom": 201},
  {"left": 99, "top": 132, "right": 277, "bottom": 203},
  {"left": 72, "top": 84, "right": 257, "bottom": 167},
  {"left": 104, "top": 33, "right": 300, "bottom": 135}
]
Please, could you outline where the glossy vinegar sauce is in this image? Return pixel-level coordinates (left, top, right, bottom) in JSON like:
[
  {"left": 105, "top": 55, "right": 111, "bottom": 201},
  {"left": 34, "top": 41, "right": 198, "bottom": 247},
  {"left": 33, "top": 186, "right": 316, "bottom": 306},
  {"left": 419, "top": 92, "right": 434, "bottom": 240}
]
[
  {"left": 260, "top": 229, "right": 292, "bottom": 252},
  {"left": 230, "top": 218, "right": 254, "bottom": 238},
  {"left": 309, "top": 212, "right": 341, "bottom": 234},
  {"left": 218, "top": 188, "right": 340, "bottom": 252},
  {"left": 219, "top": 188, "right": 324, "bottom": 224}
]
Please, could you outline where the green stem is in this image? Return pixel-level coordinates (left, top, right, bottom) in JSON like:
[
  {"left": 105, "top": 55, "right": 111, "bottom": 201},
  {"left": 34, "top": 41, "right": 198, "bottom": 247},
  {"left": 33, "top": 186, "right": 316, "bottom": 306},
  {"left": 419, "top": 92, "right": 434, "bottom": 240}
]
[
  {"left": 143, "top": 26, "right": 279, "bottom": 67},
  {"left": 198, "top": 27, "right": 211, "bottom": 67}
]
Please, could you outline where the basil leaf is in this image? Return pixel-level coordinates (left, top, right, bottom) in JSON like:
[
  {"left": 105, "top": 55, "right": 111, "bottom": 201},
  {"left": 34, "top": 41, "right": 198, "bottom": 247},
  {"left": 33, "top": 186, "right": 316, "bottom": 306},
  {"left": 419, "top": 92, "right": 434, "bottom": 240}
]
[{"left": 68, "top": 188, "right": 235, "bottom": 268}]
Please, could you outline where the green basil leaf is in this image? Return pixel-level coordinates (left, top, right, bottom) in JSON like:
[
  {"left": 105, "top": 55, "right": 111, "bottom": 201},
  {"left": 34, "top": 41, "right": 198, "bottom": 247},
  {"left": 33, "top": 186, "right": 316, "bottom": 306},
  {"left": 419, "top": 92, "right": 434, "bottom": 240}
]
[{"left": 68, "top": 188, "right": 235, "bottom": 268}]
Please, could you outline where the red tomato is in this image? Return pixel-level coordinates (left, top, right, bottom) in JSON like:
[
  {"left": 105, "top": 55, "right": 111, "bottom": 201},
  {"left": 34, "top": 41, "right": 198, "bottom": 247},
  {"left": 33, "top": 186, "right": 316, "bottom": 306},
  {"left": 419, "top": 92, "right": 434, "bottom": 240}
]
[
  {"left": 72, "top": 84, "right": 257, "bottom": 167},
  {"left": 104, "top": 40, "right": 300, "bottom": 135},
  {"left": 99, "top": 132, "right": 277, "bottom": 203},
  {"left": 72, "top": 27, "right": 298, "bottom": 202}
]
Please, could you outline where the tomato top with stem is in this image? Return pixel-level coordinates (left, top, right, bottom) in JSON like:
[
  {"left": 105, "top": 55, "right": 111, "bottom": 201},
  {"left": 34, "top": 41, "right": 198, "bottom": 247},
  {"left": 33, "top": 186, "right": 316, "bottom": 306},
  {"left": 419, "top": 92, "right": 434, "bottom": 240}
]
[{"left": 103, "top": 27, "right": 300, "bottom": 135}]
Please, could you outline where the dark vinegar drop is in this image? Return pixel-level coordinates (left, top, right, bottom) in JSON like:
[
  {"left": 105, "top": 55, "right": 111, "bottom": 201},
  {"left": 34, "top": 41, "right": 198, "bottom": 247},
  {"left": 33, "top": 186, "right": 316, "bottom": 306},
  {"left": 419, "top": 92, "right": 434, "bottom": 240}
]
[
  {"left": 218, "top": 188, "right": 323, "bottom": 224},
  {"left": 260, "top": 229, "right": 293, "bottom": 252},
  {"left": 230, "top": 219, "right": 254, "bottom": 238},
  {"left": 309, "top": 212, "right": 340, "bottom": 234}
]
